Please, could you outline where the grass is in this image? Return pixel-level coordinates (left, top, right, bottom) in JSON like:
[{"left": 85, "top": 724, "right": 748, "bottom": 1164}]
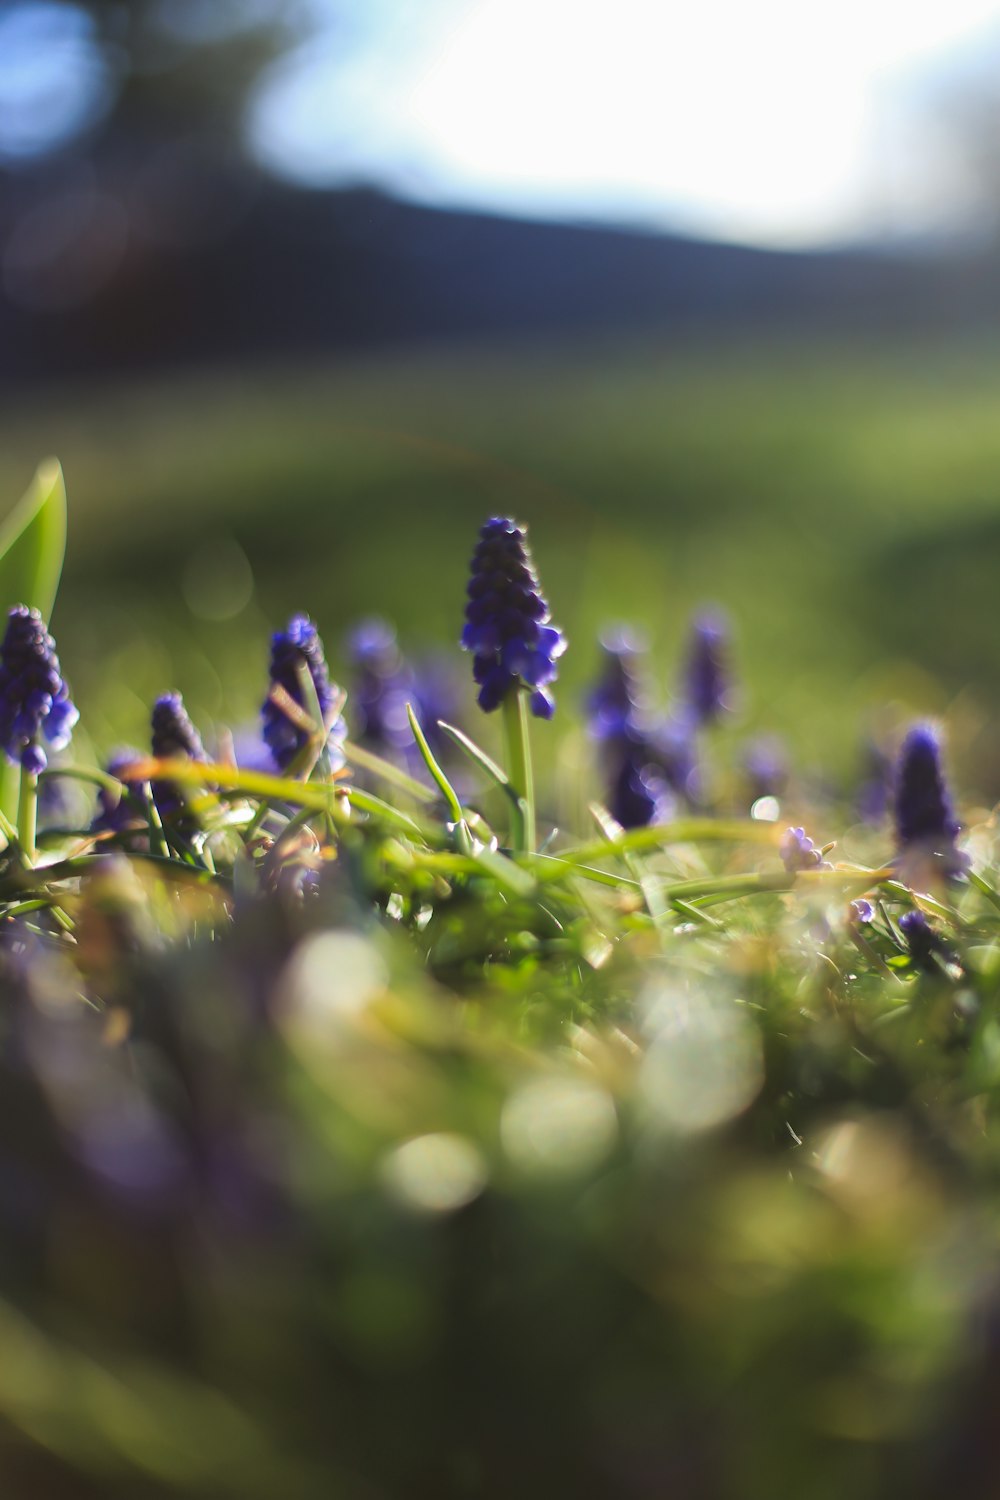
[
  {"left": 2, "top": 340, "right": 1000, "bottom": 1493},
  {"left": 4, "top": 333, "right": 1000, "bottom": 789}
]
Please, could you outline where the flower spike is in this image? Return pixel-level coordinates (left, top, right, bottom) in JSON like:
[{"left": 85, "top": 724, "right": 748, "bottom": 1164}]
[
  {"left": 262, "top": 614, "right": 346, "bottom": 771},
  {"left": 462, "top": 517, "right": 565, "bottom": 718},
  {"left": 893, "top": 723, "right": 965, "bottom": 882},
  {"left": 0, "top": 605, "right": 78, "bottom": 775},
  {"left": 684, "top": 610, "right": 731, "bottom": 726}
]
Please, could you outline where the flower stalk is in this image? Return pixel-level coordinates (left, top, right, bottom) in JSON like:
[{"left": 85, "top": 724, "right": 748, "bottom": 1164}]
[
  {"left": 503, "top": 684, "right": 535, "bottom": 854},
  {"left": 17, "top": 767, "right": 36, "bottom": 863}
]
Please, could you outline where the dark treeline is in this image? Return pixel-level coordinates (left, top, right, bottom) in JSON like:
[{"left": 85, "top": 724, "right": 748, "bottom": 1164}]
[{"left": 3, "top": 167, "right": 1000, "bottom": 385}]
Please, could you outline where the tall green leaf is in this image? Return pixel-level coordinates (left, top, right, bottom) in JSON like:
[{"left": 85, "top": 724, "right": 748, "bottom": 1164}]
[{"left": 0, "top": 458, "right": 68, "bottom": 622}]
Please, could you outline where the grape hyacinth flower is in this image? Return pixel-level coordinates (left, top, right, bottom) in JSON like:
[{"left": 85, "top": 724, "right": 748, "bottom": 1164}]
[
  {"left": 0, "top": 605, "right": 78, "bottom": 775},
  {"left": 152, "top": 692, "right": 207, "bottom": 764},
  {"left": 92, "top": 749, "right": 145, "bottom": 836},
  {"left": 410, "top": 654, "right": 464, "bottom": 755},
  {"left": 586, "top": 629, "right": 649, "bottom": 743},
  {"left": 683, "top": 610, "right": 731, "bottom": 727},
  {"left": 262, "top": 614, "right": 346, "bottom": 772},
  {"left": 586, "top": 630, "right": 672, "bottom": 828},
  {"left": 609, "top": 747, "right": 673, "bottom": 830},
  {"left": 651, "top": 714, "right": 701, "bottom": 806},
  {"left": 899, "top": 909, "right": 953, "bottom": 975},
  {"left": 461, "top": 517, "right": 565, "bottom": 719},
  {"left": 780, "top": 826, "right": 831, "bottom": 874},
  {"left": 857, "top": 735, "right": 892, "bottom": 824},
  {"left": 151, "top": 692, "right": 209, "bottom": 828},
  {"left": 347, "top": 617, "right": 414, "bottom": 757},
  {"left": 893, "top": 723, "right": 966, "bottom": 883}
]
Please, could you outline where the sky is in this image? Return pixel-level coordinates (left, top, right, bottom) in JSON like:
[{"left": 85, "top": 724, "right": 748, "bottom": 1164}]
[
  {"left": 249, "top": 0, "right": 1000, "bottom": 248},
  {"left": 1, "top": 0, "right": 1000, "bottom": 250}
]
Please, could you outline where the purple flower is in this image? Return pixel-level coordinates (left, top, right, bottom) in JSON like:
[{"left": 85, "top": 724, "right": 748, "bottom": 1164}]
[
  {"left": 462, "top": 517, "right": 566, "bottom": 718},
  {"left": 893, "top": 724, "right": 965, "bottom": 881},
  {"left": 0, "top": 605, "right": 78, "bottom": 774},
  {"left": 857, "top": 735, "right": 892, "bottom": 824},
  {"left": 152, "top": 692, "right": 206, "bottom": 763},
  {"left": 650, "top": 715, "right": 701, "bottom": 805},
  {"left": 262, "top": 614, "right": 345, "bottom": 772},
  {"left": 683, "top": 610, "right": 731, "bottom": 727},
  {"left": 410, "top": 654, "right": 465, "bottom": 755},
  {"left": 347, "top": 617, "right": 414, "bottom": 756},
  {"left": 780, "top": 826, "right": 831, "bottom": 874},
  {"left": 850, "top": 898, "right": 874, "bottom": 924},
  {"left": 151, "top": 692, "right": 208, "bottom": 828},
  {"left": 93, "top": 748, "right": 146, "bottom": 835},
  {"left": 609, "top": 746, "right": 673, "bottom": 829},
  {"left": 899, "top": 909, "right": 951, "bottom": 974},
  {"left": 586, "top": 629, "right": 649, "bottom": 743}
]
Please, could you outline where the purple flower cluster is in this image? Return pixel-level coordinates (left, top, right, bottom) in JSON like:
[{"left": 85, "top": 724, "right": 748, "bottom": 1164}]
[
  {"left": 151, "top": 692, "right": 208, "bottom": 828},
  {"left": 152, "top": 692, "right": 207, "bottom": 763},
  {"left": 0, "top": 605, "right": 78, "bottom": 774},
  {"left": 93, "top": 748, "right": 145, "bottom": 835},
  {"left": 462, "top": 518, "right": 565, "bottom": 719},
  {"left": 586, "top": 630, "right": 648, "bottom": 743},
  {"left": 347, "top": 618, "right": 415, "bottom": 756},
  {"left": 780, "top": 826, "right": 831, "bottom": 874},
  {"left": 608, "top": 754, "right": 672, "bottom": 829},
  {"left": 857, "top": 735, "right": 892, "bottom": 824},
  {"left": 899, "top": 909, "right": 950, "bottom": 973},
  {"left": 684, "top": 611, "right": 731, "bottom": 726},
  {"left": 262, "top": 614, "right": 346, "bottom": 771},
  {"left": 586, "top": 633, "right": 674, "bottom": 829},
  {"left": 893, "top": 724, "right": 965, "bottom": 881}
]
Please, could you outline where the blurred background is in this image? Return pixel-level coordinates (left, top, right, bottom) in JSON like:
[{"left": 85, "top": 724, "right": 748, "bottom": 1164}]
[{"left": 5, "top": 0, "right": 1000, "bottom": 790}]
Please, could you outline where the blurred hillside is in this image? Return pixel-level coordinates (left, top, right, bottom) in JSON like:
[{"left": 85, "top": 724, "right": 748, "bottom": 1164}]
[{"left": 6, "top": 173, "right": 1000, "bottom": 382}]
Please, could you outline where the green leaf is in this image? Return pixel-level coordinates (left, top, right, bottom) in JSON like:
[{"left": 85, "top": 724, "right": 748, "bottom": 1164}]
[
  {"left": 469, "top": 845, "right": 536, "bottom": 896},
  {"left": 436, "top": 721, "right": 512, "bottom": 794},
  {"left": 559, "top": 817, "right": 781, "bottom": 865},
  {"left": 967, "top": 868, "right": 1000, "bottom": 915},
  {"left": 406, "top": 705, "right": 462, "bottom": 821},
  {"left": 437, "top": 720, "right": 528, "bottom": 854},
  {"left": 0, "top": 458, "right": 68, "bottom": 622},
  {"left": 342, "top": 738, "right": 436, "bottom": 803}
]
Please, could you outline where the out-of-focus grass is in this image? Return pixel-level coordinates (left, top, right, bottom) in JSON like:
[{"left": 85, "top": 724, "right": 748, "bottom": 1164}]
[{"left": 3, "top": 336, "right": 1000, "bottom": 785}]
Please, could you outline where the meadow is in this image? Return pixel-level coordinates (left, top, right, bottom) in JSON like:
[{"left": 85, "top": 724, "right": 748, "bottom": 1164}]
[
  {"left": 2, "top": 335, "right": 1000, "bottom": 1498},
  {"left": 4, "top": 333, "right": 1000, "bottom": 785}
]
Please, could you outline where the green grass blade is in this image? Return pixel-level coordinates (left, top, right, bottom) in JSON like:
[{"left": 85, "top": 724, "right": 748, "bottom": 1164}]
[
  {"left": 436, "top": 722, "right": 528, "bottom": 852},
  {"left": 341, "top": 739, "right": 436, "bottom": 803},
  {"left": 0, "top": 460, "right": 68, "bottom": 828},
  {"left": 558, "top": 818, "right": 781, "bottom": 864},
  {"left": 406, "top": 705, "right": 463, "bottom": 824},
  {"left": 0, "top": 458, "right": 67, "bottom": 621}
]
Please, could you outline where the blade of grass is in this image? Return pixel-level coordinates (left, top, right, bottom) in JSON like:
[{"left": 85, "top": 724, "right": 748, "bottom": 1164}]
[
  {"left": 559, "top": 818, "right": 781, "bottom": 864},
  {"left": 406, "top": 704, "right": 465, "bottom": 826},
  {"left": 436, "top": 720, "right": 527, "bottom": 850}
]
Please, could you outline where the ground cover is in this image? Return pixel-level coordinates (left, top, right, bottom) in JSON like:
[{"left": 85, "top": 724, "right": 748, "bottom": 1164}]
[
  {"left": 3, "top": 334, "right": 1000, "bottom": 785},
  {"left": 0, "top": 461, "right": 997, "bottom": 1496}
]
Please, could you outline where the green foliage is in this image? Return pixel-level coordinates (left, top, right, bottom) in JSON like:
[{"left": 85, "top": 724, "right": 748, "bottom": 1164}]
[
  {"left": 5, "top": 339, "right": 1000, "bottom": 784},
  {"left": 0, "top": 457, "right": 67, "bottom": 622},
  {"left": 0, "top": 440, "right": 999, "bottom": 1498}
]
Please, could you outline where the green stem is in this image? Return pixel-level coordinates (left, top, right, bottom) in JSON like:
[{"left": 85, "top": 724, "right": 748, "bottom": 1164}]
[
  {"left": 17, "top": 770, "right": 37, "bottom": 864},
  {"left": 502, "top": 687, "right": 535, "bottom": 854},
  {"left": 0, "top": 760, "right": 18, "bottom": 838}
]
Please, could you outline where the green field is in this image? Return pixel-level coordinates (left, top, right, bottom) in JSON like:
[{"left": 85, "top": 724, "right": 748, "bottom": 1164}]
[
  {"left": 5, "top": 334, "right": 1000, "bottom": 1499},
  {"left": 5, "top": 335, "right": 1000, "bottom": 791}
]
